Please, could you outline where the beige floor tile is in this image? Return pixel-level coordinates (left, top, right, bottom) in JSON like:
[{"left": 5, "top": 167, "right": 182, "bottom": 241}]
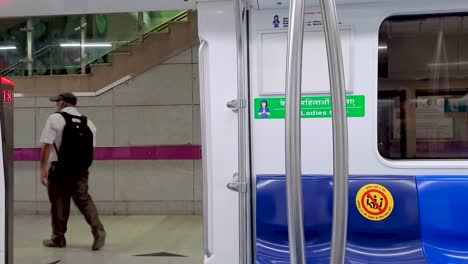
[{"left": 14, "top": 215, "right": 203, "bottom": 264}]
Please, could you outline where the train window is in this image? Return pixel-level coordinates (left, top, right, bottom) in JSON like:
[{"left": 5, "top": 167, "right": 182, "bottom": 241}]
[{"left": 378, "top": 13, "right": 468, "bottom": 159}]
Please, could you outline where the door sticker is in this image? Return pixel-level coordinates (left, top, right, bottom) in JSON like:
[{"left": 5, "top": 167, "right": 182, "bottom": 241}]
[{"left": 254, "top": 95, "right": 365, "bottom": 119}]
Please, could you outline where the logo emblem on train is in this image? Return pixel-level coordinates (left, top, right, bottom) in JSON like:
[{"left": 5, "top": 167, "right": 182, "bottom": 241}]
[{"left": 356, "top": 184, "right": 394, "bottom": 221}]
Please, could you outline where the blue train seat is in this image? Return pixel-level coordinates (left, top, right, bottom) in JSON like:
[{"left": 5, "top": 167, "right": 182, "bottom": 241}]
[
  {"left": 417, "top": 176, "right": 468, "bottom": 264},
  {"left": 256, "top": 175, "right": 428, "bottom": 263},
  {"left": 346, "top": 176, "right": 427, "bottom": 263},
  {"left": 256, "top": 175, "right": 333, "bottom": 264}
]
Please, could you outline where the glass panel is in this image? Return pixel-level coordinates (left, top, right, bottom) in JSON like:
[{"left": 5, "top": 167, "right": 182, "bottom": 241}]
[
  {"left": 142, "top": 10, "right": 186, "bottom": 34},
  {"left": 378, "top": 14, "right": 468, "bottom": 159},
  {"left": 83, "top": 11, "right": 186, "bottom": 71},
  {"left": 0, "top": 10, "right": 187, "bottom": 77},
  {"left": 32, "top": 15, "right": 83, "bottom": 75},
  {"left": 84, "top": 13, "right": 139, "bottom": 68},
  {"left": 0, "top": 18, "right": 28, "bottom": 76}
]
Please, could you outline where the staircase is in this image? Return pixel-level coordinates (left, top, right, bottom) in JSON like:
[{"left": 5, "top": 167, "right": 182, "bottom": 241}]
[{"left": 10, "top": 11, "right": 198, "bottom": 94}]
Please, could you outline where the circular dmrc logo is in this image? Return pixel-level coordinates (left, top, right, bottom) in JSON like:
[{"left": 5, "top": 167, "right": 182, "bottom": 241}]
[{"left": 356, "top": 184, "right": 394, "bottom": 221}]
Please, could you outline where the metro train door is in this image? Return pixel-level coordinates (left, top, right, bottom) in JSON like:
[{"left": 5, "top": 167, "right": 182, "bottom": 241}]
[
  {"left": 197, "top": 0, "right": 347, "bottom": 262},
  {"left": 246, "top": 0, "right": 349, "bottom": 263},
  {"left": 0, "top": 77, "right": 14, "bottom": 264}
]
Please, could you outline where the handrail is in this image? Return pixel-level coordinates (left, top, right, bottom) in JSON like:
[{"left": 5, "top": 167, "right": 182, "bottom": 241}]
[
  {"left": 0, "top": 10, "right": 189, "bottom": 77},
  {"left": 284, "top": 0, "right": 306, "bottom": 263},
  {"left": 198, "top": 40, "right": 212, "bottom": 258},
  {"left": 0, "top": 45, "right": 58, "bottom": 76},
  {"left": 284, "top": 0, "right": 348, "bottom": 262},
  {"left": 150, "top": 11, "right": 189, "bottom": 33},
  {"left": 0, "top": 60, "right": 24, "bottom": 76},
  {"left": 319, "top": 0, "right": 349, "bottom": 263},
  {"left": 128, "top": 11, "right": 189, "bottom": 45},
  {"left": 0, "top": 44, "right": 61, "bottom": 76},
  {"left": 233, "top": 0, "right": 251, "bottom": 263}
]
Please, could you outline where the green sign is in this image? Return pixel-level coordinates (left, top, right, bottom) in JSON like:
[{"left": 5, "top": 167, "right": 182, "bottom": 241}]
[
  {"left": 444, "top": 98, "right": 468, "bottom": 113},
  {"left": 255, "top": 95, "right": 365, "bottom": 119}
]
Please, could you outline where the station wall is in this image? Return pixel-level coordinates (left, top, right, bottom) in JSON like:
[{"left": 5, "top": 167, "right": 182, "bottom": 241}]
[{"left": 13, "top": 45, "right": 202, "bottom": 215}]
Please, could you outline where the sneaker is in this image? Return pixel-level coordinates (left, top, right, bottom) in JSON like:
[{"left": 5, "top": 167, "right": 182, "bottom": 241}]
[
  {"left": 42, "top": 239, "right": 66, "bottom": 248},
  {"left": 92, "top": 229, "right": 106, "bottom": 251}
]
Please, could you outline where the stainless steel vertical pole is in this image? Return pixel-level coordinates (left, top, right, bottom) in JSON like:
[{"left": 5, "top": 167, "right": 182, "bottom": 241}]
[
  {"left": 319, "top": 1, "right": 349, "bottom": 263},
  {"left": 138, "top": 12, "right": 144, "bottom": 43},
  {"left": 80, "top": 16, "right": 86, "bottom": 75},
  {"left": 284, "top": 0, "right": 306, "bottom": 263},
  {"left": 26, "top": 18, "right": 33, "bottom": 76},
  {"left": 233, "top": 0, "right": 251, "bottom": 263}
]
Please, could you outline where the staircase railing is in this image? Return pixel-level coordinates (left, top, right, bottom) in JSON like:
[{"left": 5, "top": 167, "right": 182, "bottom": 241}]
[{"left": 0, "top": 10, "right": 189, "bottom": 77}]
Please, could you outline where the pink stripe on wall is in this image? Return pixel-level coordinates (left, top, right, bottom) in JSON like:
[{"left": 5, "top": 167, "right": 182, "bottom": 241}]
[
  {"left": 14, "top": 148, "right": 41, "bottom": 161},
  {"left": 14, "top": 146, "right": 202, "bottom": 161}
]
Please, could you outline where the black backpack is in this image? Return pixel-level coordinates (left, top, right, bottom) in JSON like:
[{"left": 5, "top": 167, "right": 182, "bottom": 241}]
[{"left": 54, "top": 112, "right": 94, "bottom": 170}]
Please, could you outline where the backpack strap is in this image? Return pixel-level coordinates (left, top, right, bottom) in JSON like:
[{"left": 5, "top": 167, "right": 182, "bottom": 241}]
[
  {"left": 53, "top": 112, "right": 70, "bottom": 157},
  {"left": 53, "top": 142, "right": 60, "bottom": 156},
  {"left": 57, "top": 111, "right": 73, "bottom": 123},
  {"left": 58, "top": 111, "right": 87, "bottom": 123}
]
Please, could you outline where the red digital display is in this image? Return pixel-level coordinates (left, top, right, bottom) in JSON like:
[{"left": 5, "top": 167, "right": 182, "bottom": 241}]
[{"left": 2, "top": 90, "right": 13, "bottom": 103}]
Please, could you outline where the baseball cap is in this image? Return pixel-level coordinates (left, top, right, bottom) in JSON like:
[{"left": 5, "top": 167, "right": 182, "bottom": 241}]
[{"left": 49, "top": 92, "right": 77, "bottom": 105}]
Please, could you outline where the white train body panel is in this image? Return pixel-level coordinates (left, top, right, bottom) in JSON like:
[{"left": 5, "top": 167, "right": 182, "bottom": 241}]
[
  {"left": 198, "top": 2, "right": 240, "bottom": 263},
  {"left": 250, "top": 2, "right": 468, "bottom": 177}
]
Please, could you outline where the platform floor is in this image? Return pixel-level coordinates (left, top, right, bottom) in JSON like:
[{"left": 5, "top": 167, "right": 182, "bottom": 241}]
[{"left": 14, "top": 215, "right": 203, "bottom": 264}]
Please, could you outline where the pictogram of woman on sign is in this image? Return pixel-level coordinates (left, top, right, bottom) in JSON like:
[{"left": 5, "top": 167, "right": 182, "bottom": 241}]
[
  {"left": 258, "top": 99, "right": 271, "bottom": 118},
  {"left": 273, "top": 15, "right": 280, "bottom": 28}
]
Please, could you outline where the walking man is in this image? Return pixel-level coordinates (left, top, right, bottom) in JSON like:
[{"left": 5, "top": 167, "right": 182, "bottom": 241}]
[{"left": 40, "top": 92, "right": 106, "bottom": 250}]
